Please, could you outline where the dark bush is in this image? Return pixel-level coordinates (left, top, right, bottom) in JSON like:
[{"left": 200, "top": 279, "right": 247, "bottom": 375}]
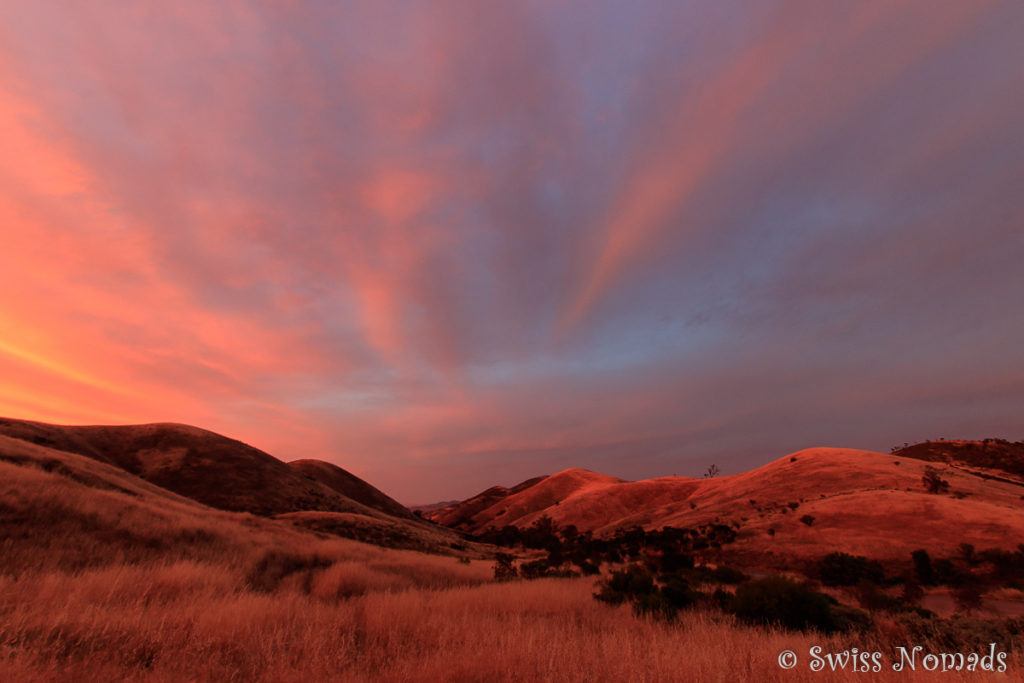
[
  {"left": 816, "top": 552, "right": 885, "bottom": 587},
  {"left": 656, "top": 547, "right": 695, "bottom": 574},
  {"left": 981, "top": 547, "right": 1024, "bottom": 587},
  {"left": 710, "top": 565, "right": 749, "bottom": 584},
  {"left": 730, "top": 576, "right": 862, "bottom": 633},
  {"left": 660, "top": 575, "right": 701, "bottom": 610},
  {"left": 855, "top": 579, "right": 902, "bottom": 613},
  {"left": 933, "top": 558, "right": 967, "bottom": 586},
  {"left": 685, "top": 565, "right": 748, "bottom": 585},
  {"left": 492, "top": 552, "right": 518, "bottom": 581},
  {"left": 922, "top": 466, "right": 950, "bottom": 494},
  {"left": 519, "top": 558, "right": 551, "bottom": 579},
  {"left": 593, "top": 565, "right": 655, "bottom": 604},
  {"left": 912, "top": 549, "right": 935, "bottom": 585},
  {"left": 629, "top": 575, "right": 703, "bottom": 620}
]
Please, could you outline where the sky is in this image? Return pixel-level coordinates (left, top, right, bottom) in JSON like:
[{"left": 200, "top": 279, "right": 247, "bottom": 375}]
[{"left": 1, "top": 1, "right": 1022, "bottom": 504}]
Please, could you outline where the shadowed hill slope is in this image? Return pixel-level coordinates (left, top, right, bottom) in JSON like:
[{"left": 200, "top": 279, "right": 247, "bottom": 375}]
[
  {"left": 288, "top": 459, "right": 413, "bottom": 519},
  {"left": 0, "top": 423, "right": 474, "bottom": 559},
  {"left": 0, "top": 417, "right": 387, "bottom": 517},
  {"left": 893, "top": 439, "right": 1024, "bottom": 479}
]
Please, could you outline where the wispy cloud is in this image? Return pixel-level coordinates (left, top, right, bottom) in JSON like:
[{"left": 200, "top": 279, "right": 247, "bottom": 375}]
[{"left": 0, "top": 1, "right": 1021, "bottom": 501}]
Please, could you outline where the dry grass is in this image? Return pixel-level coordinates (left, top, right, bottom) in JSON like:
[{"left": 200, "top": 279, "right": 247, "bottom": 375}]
[
  {"left": 4, "top": 571, "right": 1022, "bottom": 682},
  {"left": 4, "top": 436, "right": 1024, "bottom": 680}
]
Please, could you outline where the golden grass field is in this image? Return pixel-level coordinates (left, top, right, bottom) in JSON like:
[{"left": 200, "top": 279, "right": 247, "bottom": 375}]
[
  {"left": 4, "top": 560, "right": 1022, "bottom": 682},
  {"left": 4, "top": 426, "right": 1024, "bottom": 681}
]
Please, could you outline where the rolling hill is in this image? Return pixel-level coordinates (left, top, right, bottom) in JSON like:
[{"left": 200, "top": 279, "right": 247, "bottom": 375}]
[
  {"left": 0, "top": 417, "right": 397, "bottom": 518},
  {"left": 893, "top": 439, "right": 1024, "bottom": 479},
  {"left": 428, "top": 447, "right": 1024, "bottom": 562},
  {"left": 0, "top": 417, "right": 467, "bottom": 556}
]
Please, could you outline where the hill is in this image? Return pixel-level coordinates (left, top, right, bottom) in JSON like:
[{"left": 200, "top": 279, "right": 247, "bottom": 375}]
[
  {"left": 429, "top": 448, "right": 1024, "bottom": 562},
  {"left": 427, "top": 475, "right": 549, "bottom": 529},
  {"left": 0, "top": 417, "right": 399, "bottom": 518},
  {"left": 893, "top": 439, "right": 1024, "bottom": 479},
  {"left": 288, "top": 459, "right": 413, "bottom": 519},
  {"left": 0, "top": 417, "right": 469, "bottom": 555}
]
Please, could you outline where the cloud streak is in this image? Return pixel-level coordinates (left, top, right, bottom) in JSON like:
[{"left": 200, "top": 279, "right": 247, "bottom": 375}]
[{"left": 0, "top": 1, "right": 1021, "bottom": 502}]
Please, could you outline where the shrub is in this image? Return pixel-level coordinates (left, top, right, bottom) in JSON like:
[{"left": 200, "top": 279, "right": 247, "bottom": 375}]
[
  {"left": 632, "top": 577, "right": 702, "bottom": 621},
  {"left": 593, "top": 565, "right": 655, "bottom": 604},
  {"left": 799, "top": 515, "right": 815, "bottom": 527},
  {"left": 709, "top": 565, "right": 748, "bottom": 585},
  {"left": 855, "top": 579, "right": 902, "bottom": 613},
  {"left": 492, "top": 552, "right": 518, "bottom": 581},
  {"left": 519, "top": 558, "right": 551, "bottom": 579},
  {"left": 574, "top": 559, "right": 601, "bottom": 576},
  {"left": 655, "top": 547, "right": 694, "bottom": 574},
  {"left": 730, "top": 576, "right": 862, "bottom": 633},
  {"left": 911, "top": 550, "right": 935, "bottom": 585},
  {"left": 815, "top": 552, "right": 885, "bottom": 587},
  {"left": 922, "top": 466, "right": 950, "bottom": 494},
  {"left": 933, "top": 558, "right": 966, "bottom": 586}
]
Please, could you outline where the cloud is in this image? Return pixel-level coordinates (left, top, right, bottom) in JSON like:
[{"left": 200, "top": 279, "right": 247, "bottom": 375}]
[{"left": 0, "top": 1, "right": 1021, "bottom": 502}]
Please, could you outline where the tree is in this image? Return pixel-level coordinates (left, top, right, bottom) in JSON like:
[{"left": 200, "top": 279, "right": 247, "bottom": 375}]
[
  {"left": 816, "top": 552, "right": 885, "bottom": 587},
  {"left": 492, "top": 552, "right": 518, "bottom": 581},
  {"left": 704, "top": 464, "right": 721, "bottom": 478},
  {"left": 799, "top": 515, "right": 816, "bottom": 527},
  {"left": 912, "top": 549, "right": 935, "bottom": 585},
  {"left": 922, "top": 466, "right": 950, "bottom": 494},
  {"left": 730, "top": 576, "right": 849, "bottom": 633}
]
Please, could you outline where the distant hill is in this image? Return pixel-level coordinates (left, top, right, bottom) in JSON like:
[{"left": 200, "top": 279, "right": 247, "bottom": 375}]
[
  {"left": 426, "top": 475, "right": 549, "bottom": 529},
  {"left": 428, "top": 447, "right": 1024, "bottom": 562},
  {"left": 893, "top": 439, "right": 1024, "bottom": 479},
  {"left": 409, "top": 500, "right": 463, "bottom": 513}
]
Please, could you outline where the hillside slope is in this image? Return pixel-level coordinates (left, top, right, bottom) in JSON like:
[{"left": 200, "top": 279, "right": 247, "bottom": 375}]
[
  {"left": 428, "top": 475, "right": 549, "bottom": 529},
  {"left": 431, "top": 448, "right": 1024, "bottom": 561},
  {"left": 289, "top": 459, "right": 413, "bottom": 519},
  {"left": 0, "top": 428, "right": 472, "bottom": 562},
  {"left": 0, "top": 417, "right": 398, "bottom": 518},
  {"left": 894, "top": 439, "right": 1024, "bottom": 479}
]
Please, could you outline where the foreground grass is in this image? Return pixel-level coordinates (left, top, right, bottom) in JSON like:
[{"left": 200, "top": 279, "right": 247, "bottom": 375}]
[{"left": 3, "top": 568, "right": 1021, "bottom": 682}]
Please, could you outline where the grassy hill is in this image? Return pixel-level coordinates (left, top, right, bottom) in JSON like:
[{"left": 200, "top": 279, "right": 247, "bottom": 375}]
[
  {"left": 429, "top": 447, "right": 1024, "bottom": 562},
  {"left": 894, "top": 439, "right": 1024, "bottom": 479},
  {"left": 0, "top": 418, "right": 469, "bottom": 560},
  {"left": 0, "top": 417, "right": 401, "bottom": 518}
]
